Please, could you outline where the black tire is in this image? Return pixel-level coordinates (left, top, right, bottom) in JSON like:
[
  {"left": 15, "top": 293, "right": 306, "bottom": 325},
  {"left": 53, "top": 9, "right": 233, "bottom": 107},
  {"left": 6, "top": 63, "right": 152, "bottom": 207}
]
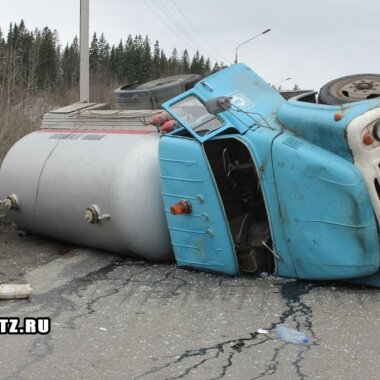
[
  {"left": 318, "top": 74, "right": 380, "bottom": 105},
  {"left": 115, "top": 74, "right": 201, "bottom": 110}
]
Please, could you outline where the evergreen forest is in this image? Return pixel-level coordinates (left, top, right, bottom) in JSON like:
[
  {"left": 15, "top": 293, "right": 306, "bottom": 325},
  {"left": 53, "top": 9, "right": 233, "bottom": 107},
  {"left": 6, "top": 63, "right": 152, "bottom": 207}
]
[
  {"left": 0, "top": 20, "right": 225, "bottom": 95},
  {"left": 0, "top": 20, "right": 225, "bottom": 160}
]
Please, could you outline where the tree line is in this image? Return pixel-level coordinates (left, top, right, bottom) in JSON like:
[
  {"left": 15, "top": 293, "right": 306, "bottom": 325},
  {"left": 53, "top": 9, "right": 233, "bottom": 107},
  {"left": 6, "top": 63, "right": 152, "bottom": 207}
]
[{"left": 0, "top": 20, "right": 225, "bottom": 97}]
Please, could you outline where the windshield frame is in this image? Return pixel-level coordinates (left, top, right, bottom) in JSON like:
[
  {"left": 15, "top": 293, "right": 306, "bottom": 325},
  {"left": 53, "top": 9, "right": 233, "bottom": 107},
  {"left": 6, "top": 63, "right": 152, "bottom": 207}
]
[
  {"left": 170, "top": 95, "right": 223, "bottom": 133},
  {"left": 163, "top": 91, "right": 232, "bottom": 142}
]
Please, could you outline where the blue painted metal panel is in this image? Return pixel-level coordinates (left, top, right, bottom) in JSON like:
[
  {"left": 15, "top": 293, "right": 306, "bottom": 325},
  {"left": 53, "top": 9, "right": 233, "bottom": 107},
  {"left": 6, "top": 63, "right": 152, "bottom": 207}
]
[
  {"left": 272, "top": 133, "right": 379, "bottom": 280},
  {"left": 159, "top": 135, "right": 239, "bottom": 275},
  {"left": 162, "top": 63, "right": 285, "bottom": 142},
  {"left": 158, "top": 62, "right": 380, "bottom": 285},
  {"left": 277, "top": 98, "right": 380, "bottom": 161}
]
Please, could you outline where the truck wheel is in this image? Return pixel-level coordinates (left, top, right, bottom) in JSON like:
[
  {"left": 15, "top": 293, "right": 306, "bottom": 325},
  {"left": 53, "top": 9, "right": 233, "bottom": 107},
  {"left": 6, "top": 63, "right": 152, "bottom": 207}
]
[
  {"left": 115, "top": 74, "right": 201, "bottom": 110},
  {"left": 318, "top": 74, "right": 380, "bottom": 105}
]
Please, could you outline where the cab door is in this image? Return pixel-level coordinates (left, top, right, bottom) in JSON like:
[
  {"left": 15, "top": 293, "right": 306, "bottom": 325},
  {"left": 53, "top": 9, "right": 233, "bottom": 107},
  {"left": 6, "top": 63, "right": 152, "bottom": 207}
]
[{"left": 159, "top": 135, "right": 239, "bottom": 275}]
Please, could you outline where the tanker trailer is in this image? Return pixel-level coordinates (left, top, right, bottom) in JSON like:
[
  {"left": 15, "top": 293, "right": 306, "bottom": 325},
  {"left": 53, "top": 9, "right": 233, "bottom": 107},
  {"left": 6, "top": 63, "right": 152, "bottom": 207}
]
[
  {"left": 2, "top": 64, "right": 380, "bottom": 288},
  {"left": 0, "top": 104, "right": 172, "bottom": 261}
]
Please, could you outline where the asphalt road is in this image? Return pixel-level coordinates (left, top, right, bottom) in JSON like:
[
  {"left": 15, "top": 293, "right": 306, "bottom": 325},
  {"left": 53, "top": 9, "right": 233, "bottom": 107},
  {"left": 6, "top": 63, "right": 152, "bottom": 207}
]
[{"left": 0, "top": 217, "right": 380, "bottom": 380}]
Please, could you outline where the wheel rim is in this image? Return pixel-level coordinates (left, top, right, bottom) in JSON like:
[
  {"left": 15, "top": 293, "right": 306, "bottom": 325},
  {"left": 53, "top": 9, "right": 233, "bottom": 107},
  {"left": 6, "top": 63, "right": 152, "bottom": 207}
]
[{"left": 336, "top": 78, "right": 380, "bottom": 101}]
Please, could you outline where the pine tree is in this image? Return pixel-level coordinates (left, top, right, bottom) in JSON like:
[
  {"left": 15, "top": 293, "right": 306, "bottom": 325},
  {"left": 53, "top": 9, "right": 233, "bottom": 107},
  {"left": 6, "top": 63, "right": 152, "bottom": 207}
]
[
  {"left": 7, "top": 22, "right": 17, "bottom": 48},
  {"left": 139, "top": 36, "right": 152, "bottom": 83},
  {"left": 3, "top": 21, "right": 34, "bottom": 90},
  {"left": 204, "top": 58, "right": 211, "bottom": 76},
  {"left": 181, "top": 49, "right": 190, "bottom": 74},
  {"left": 211, "top": 62, "right": 220, "bottom": 73},
  {"left": 0, "top": 27, "right": 8, "bottom": 88},
  {"left": 89, "top": 32, "right": 99, "bottom": 74},
  {"left": 70, "top": 36, "right": 80, "bottom": 86},
  {"left": 123, "top": 35, "right": 136, "bottom": 83},
  {"left": 168, "top": 48, "right": 179, "bottom": 75},
  {"left": 159, "top": 49, "right": 168, "bottom": 77},
  {"left": 152, "top": 40, "right": 161, "bottom": 79},
  {"left": 0, "top": 28, "right": 5, "bottom": 61},
  {"left": 109, "top": 45, "right": 117, "bottom": 79},
  {"left": 98, "top": 33, "right": 110, "bottom": 76},
  {"left": 0, "top": 28, "right": 4, "bottom": 82},
  {"left": 61, "top": 36, "right": 79, "bottom": 88},
  {"left": 190, "top": 50, "right": 201, "bottom": 74},
  {"left": 133, "top": 35, "right": 147, "bottom": 83},
  {"left": 109, "top": 39, "right": 124, "bottom": 81},
  {"left": 199, "top": 55, "right": 205, "bottom": 75},
  {"left": 35, "top": 27, "right": 59, "bottom": 90},
  {"left": 61, "top": 44, "right": 70, "bottom": 87}
]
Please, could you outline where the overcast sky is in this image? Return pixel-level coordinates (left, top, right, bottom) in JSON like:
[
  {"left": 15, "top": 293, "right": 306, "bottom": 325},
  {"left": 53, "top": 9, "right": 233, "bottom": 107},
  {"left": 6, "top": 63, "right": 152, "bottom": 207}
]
[{"left": 0, "top": 0, "right": 379, "bottom": 90}]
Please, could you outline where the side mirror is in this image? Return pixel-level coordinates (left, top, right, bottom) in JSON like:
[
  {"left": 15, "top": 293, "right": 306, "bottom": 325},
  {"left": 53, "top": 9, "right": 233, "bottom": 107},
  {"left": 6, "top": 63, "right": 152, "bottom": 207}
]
[{"left": 204, "top": 96, "right": 232, "bottom": 114}]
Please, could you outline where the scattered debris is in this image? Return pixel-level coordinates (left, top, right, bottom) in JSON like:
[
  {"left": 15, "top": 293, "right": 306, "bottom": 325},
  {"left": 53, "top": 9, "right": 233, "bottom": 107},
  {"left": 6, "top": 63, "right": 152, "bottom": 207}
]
[
  {"left": 275, "top": 325, "right": 309, "bottom": 345},
  {"left": 0, "top": 283, "right": 32, "bottom": 299},
  {"left": 257, "top": 328, "right": 269, "bottom": 334}
]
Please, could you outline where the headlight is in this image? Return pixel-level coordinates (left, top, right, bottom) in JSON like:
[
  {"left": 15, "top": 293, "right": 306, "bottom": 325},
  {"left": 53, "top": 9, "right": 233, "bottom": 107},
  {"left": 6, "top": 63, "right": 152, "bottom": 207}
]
[{"left": 373, "top": 120, "right": 380, "bottom": 141}]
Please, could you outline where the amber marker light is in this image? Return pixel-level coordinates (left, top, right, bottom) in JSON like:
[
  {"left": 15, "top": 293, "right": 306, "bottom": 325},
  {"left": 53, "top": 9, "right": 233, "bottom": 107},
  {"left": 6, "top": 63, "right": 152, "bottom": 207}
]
[
  {"left": 170, "top": 200, "right": 192, "bottom": 215},
  {"left": 161, "top": 120, "right": 178, "bottom": 133},
  {"left": 334, "top": 113, "right": 343, "bottom": 121},
  {"left": 363, "top": 134, "right": 373, "bottom": 146}
]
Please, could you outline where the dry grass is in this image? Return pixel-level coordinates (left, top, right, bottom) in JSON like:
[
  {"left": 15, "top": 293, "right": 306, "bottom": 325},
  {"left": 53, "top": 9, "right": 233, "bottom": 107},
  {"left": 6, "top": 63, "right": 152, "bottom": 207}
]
[{"left": 0, "top": 79, "right": 120, "bottom": 163}]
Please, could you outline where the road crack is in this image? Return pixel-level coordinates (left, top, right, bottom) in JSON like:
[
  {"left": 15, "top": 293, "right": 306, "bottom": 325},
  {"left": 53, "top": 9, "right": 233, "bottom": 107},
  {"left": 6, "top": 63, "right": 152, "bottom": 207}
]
[{"left": 135, "top": 332, "right": 269, "bottom": 380}]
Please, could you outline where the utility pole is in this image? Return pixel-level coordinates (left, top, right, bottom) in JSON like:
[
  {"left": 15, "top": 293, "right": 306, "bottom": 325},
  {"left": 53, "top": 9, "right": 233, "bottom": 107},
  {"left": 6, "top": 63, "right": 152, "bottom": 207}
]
[{"left": 80, "top": 0, "right": 89, "bottom": 102}]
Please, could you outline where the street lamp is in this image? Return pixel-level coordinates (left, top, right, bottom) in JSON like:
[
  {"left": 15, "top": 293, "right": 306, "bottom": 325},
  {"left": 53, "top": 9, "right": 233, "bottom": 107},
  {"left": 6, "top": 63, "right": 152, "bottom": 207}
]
[
  {"left": 273, "top": 77, "right": 292, "bottom": 88},
  {"left": 234, "top": 28, "right": 271, "bottom": 64}
]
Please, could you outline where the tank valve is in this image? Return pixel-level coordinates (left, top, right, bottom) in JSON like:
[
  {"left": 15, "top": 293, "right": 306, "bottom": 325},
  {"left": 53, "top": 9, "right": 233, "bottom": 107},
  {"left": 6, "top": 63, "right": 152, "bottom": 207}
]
[
  {"left": 84, "top": 205, "right": 110, "bottom": 224},
  {"left": 0, "top": 194, "right": 19, "bottom": 210},
  {"left": 84, "top": 206, "right": 99, "bottom": 224}
]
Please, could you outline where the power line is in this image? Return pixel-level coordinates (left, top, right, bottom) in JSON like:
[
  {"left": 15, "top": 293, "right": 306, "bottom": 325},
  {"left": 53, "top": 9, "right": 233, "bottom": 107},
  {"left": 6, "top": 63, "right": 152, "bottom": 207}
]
[
  {"left": 142, "top": 0, "right": 196, "bottom": 54},
  {"left": 168, "top": 0, "right": 228, "bottom": 63},
  {"left": 154, "top": 0, "right": 217, "bottom": 61}
]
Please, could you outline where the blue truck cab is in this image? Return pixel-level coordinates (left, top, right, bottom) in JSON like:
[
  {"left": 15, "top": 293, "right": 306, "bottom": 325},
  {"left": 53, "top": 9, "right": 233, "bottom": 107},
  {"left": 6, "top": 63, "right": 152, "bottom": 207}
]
[{"left": 159, "top": 63, "right": 380, "bottom": 286}]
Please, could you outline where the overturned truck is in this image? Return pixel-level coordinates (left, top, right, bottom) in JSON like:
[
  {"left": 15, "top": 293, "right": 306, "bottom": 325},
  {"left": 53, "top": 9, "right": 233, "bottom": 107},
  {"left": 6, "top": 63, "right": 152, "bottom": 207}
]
[{"left": 1, "top": 63, "right": 380, "bottom": 287}]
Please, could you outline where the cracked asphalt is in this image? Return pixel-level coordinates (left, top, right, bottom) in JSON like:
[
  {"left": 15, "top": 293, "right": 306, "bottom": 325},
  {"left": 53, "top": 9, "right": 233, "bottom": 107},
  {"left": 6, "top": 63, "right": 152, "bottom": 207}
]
[{"left": 1, "top": 216, "right": 380, "bottom": 379}]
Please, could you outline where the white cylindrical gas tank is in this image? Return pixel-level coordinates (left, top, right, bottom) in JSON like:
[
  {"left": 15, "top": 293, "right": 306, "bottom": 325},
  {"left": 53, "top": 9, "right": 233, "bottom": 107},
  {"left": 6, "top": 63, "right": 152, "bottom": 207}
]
[{"left": 0, "top": 129, "right": 173, "bottom": 261}]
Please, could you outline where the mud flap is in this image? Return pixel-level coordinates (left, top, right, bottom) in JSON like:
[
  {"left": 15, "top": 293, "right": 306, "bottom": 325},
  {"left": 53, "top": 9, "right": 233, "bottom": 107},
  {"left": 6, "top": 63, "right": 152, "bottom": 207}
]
[{"left": 159, "top": 136, "right": 239, "bottom": 275}]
